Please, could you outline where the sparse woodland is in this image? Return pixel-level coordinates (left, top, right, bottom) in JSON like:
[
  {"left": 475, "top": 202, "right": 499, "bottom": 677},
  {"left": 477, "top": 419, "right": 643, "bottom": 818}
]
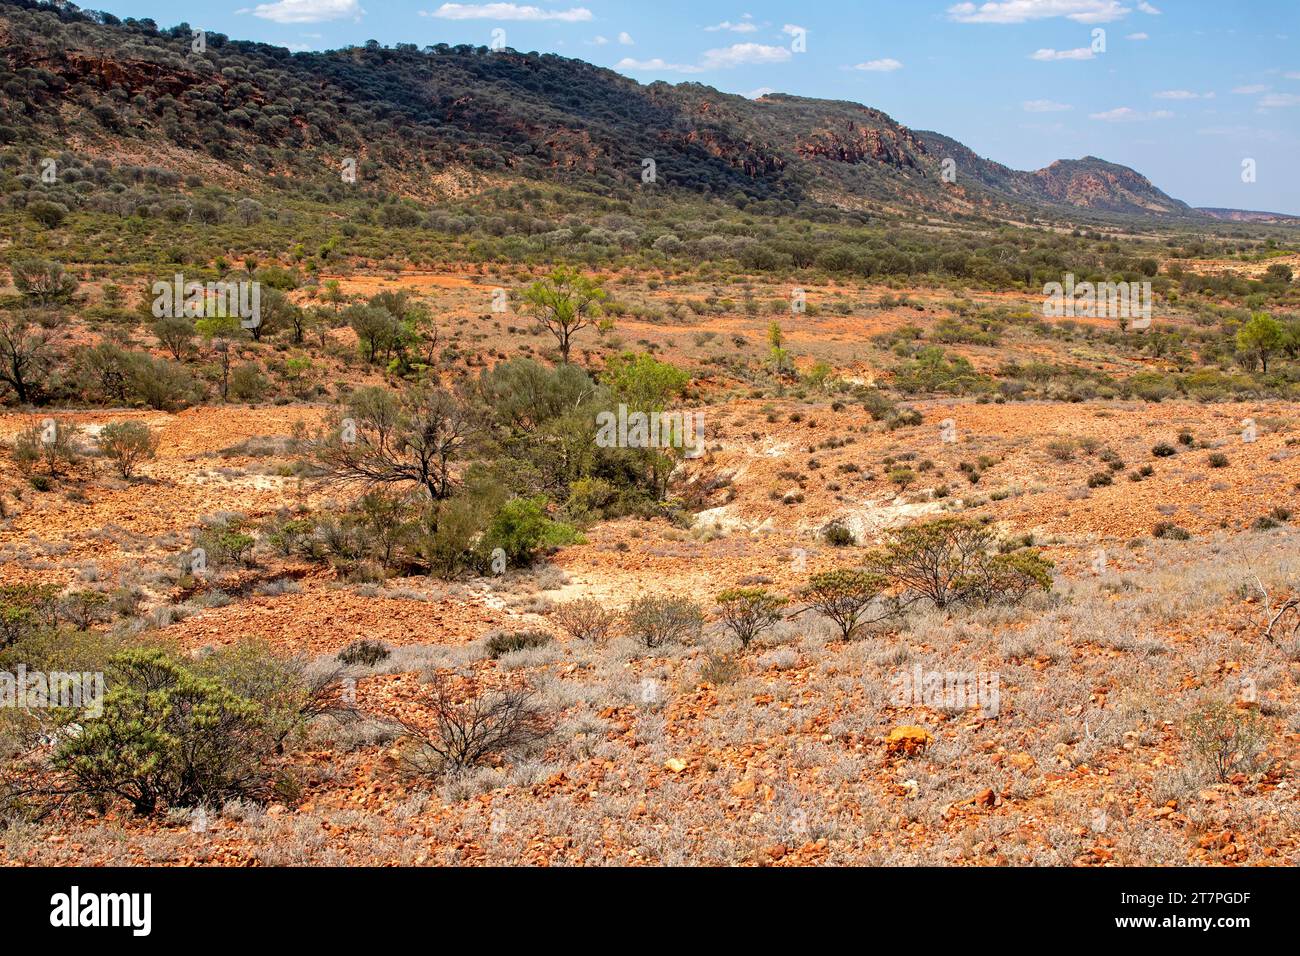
[{"left": 0, "top": 1, "right": 1297, "bottom": 868}]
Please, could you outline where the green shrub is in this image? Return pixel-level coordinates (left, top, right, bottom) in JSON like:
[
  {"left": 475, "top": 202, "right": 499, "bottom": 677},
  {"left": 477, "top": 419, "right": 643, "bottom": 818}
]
[
  {"left": 98, "top": 421, "right": 159, "bottom": 479},
  {"left": 52, "top": 649, "right": 279, "bottom": 815},
  {"left": 1185, "top": 700, "right": 1266, "bottom": 783},
  {"left": 485, "top": 629, "right": 553, "bottom": 659},
  {"left": 623, "top": 596, "right": 704, "bottom": 649},
  {"left": 12, "top": 420, "right": 83, "bottom": 476},
  {"left": 230, "top": 363, "right": 270, "bottom": 402},
  {"left": 714, "top": 587, "right": 788, "bottom": 649},
  {"left": 337, "top": 639, "right": 391, "bottom": 667},
  {"left": 798, "top": 569, "right": 888, "bottom": 641},
  {"left": 0, "top": 583, "right": 61, "bottom": 650},
  {"left": 484, "top": 496, "right": 582, "bottom": 565},
  {"left": 1153, "top": 521, "right": 1190, "bottom": 540},
  {"left": 867, "top": 517, "right": 1052, "bottom": 609},
  {"left": 822, "top": 520, "right": 856, "bottom": 547}
]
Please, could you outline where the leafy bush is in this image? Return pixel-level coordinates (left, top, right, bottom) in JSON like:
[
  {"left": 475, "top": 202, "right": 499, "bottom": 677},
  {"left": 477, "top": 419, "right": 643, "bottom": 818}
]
[
  {"left": 124, "top": 352, "right": 199, "bottom": 410},
  {"left": 822, "top": 520, "right": 856, "bottom": 547},
  {"left": 12, "top": 420, "right": 83, "bottom": 476},
  {"left": 867, "top": 517, "right": 1052, "bottom": 609},
  {"left": 230, "top": 363, "right": 270, "bottom": 402},
  {"left": 551, "top": 599, "right": 619, "bottom": 642},
  {"left": 337, "top": 639, "right": 391, "bottom": 667},
  {"left": 1153, "top": 521, "right": 1191, "bottom": 541},
  {"left": 1185, "top": 700, "right": 1266, "bottom": 783},
  {"left": 483, "top": 496, "right": 582, "bottom": 565},
  {"left": 98, "top": 421, "right": 159, "bottom": 479},
  {"left": 11, "top": 259, "right": 78, "bottom": 303},
  {"left": 623, "top": 596, "right": 704, "bottom": 649},
  {"left": 194, "top": 522, "right": 256, "bottom": 570},
  {"left": 0, "top": 583, "right": 60, "bottom": 650},
  {"left": 1207, "top": 452, "right": 1229, "bottom": 468},
  {"left": 714, "top": 588, "right": 788, "bottom": 649},
  {"left": 798, "top": 569, "right": 889, "bottom": 640},
  {"left": 52, "top": 649, "right": 279, "bottom": 814},
  {"left": 485, "top": 629, "right": 554, "bottom": 659},
  {"left": 1152, "top": 443, "right": 1177, "bottom": 458}
]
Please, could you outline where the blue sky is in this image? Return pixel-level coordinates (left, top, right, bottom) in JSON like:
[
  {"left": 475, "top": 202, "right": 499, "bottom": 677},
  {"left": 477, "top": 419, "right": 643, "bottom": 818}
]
[{"left": 95, "top": 1, "right": 1299, "bottom": 213}]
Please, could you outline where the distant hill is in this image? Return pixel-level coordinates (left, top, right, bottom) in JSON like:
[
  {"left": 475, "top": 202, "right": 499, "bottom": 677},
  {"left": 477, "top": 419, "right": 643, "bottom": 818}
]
[
  {"left": 0, "top": 0, "right": 1276, "bottom": 223},
  {"left": 1196, "top": 207, "right": 1300, "bottom": 223}
]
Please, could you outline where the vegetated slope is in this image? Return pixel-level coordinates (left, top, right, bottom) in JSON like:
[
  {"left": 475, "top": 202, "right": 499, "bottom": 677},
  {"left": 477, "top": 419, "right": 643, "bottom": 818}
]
[
  {"left": 1197, "top": 207, "right": 1300, "bottom": 223},
  {"left": 916, "top": 130, "right": 1190, "bottom": 216},
  {"left": 0, "top": 0, "right": 1209, "bottom": 221}
]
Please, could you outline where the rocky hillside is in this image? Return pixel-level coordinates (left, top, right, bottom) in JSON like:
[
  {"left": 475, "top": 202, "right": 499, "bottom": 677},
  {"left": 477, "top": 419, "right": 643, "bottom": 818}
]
[{"left": 0, "top": 0, "right": 1214, "bottom": 221}]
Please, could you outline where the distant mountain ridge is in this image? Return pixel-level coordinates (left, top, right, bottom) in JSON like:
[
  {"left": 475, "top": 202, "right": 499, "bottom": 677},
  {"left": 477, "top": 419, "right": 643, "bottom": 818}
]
[{"left": 0, "top": 0, "right": 1276, "bottom": 223}]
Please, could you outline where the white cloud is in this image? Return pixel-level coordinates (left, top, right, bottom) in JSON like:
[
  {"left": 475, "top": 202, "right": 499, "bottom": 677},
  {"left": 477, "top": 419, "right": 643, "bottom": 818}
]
[
  {"left": 1136, "top": 1, "right": 1160, "bottom": 13},
  {"left": 781, "top": 24, "right": 806, "bottom": 37},
  {"left": 616, "top": 57, "right": 701, "bottom": 73},
  {"left": 588, "top": 35, "right": 608, "bottom": 45},
  {"left": 1030, "top": 47, "right": 1095, "bottom": 60},
  {"left": 618, "top": 41, "right": 792, "bottom": 74},
  {"left": 706, "top": 20, "right": 759, "bottom": 33},
  {"left": 1232, "top": 83, "right": 1270, "bottom": 94},
  {"left": 241, "top": 0, "right": 362, "bottom": 23},
  {"left": 1125, "top": 32, "right": 1148, "bottom": 39},
  {"left": 1023, "top": 98, "right": 1072, "bottom": 111},
  {"left": 1286, "top": 71, "right": 1300, "bottom": 80},
  {"left": 429, "top": 3, "right": 592, "bottom": 21},
  {"left": 1089, "top": 106, "right": 1174, "bottom": 121},
  {"left": 1259, "top": 92, "right": 1300, "bottom": 107},
  {"left": 1154, "top": 89, "right": 1207, "bottom": 99},
  {"left": 618, "top": 31, "right": 634, "bottom": 45},
  {"left": 702, "top": 42, "right": 792, "bottom": 69},
  {"left": 948, "top": 1, "right": 1132, "bottom": 25},
  {"left": 746, "top": 86, "right": 776, "bottom": 99},
  {"left": 854, "top": 58, "right": 903, "bottom": 72}
]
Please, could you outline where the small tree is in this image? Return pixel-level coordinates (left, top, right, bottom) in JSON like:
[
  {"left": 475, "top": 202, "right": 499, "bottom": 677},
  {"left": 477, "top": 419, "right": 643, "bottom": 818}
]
[
  {"left": 152, "top": 315, "right": 195, "bottom": 361},
  {"left": 346, "top": 304, "right": 400, "bottom": 365},
  {"left": 1237, "top": 313, "right": 1286, "bottom": 373},
  {"left": 99, "top": 420, "right": 159, "bottom": 479},
  {"left": 0, "top": 312, "right": 58, "bottom": 405},
  {"left": 798, "top": 570, "right": 889, "bottom": 641},
  {"left": 867, "top": 518, "right": 1052, "bottom": 609},
  {"left": 521, "top": 267, "right": 607, "bottom": 363},
  {"left": 312, "top": 385, "right": 478, "bottom": 507},
  {"left": 715, "top": 587, "right": 788, "bottom": 649},
  {"left": 195, "top": 314, "right": 245, "bottom": 401}
]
